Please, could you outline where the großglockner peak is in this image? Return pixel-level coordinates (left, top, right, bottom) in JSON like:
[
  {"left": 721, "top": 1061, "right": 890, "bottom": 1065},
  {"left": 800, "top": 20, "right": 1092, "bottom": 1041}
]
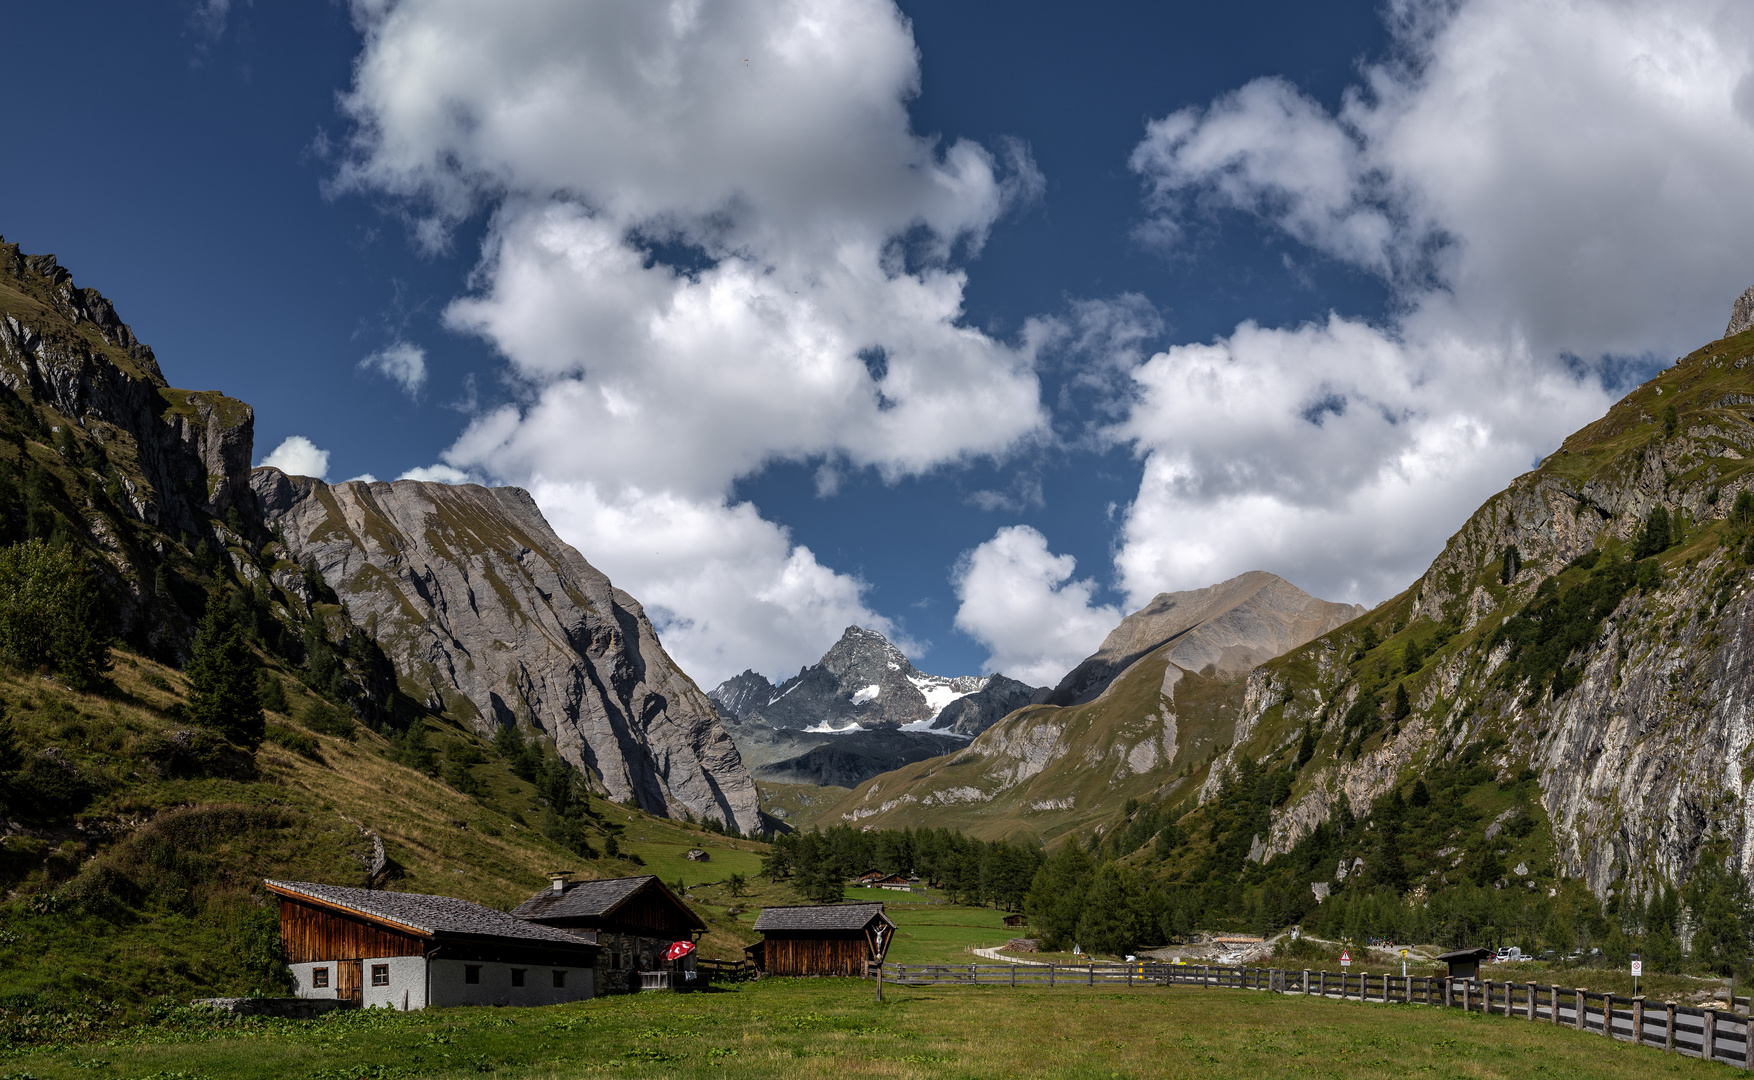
[{"left": 710, "top": 626, "right": 1041, "bottom": 788}]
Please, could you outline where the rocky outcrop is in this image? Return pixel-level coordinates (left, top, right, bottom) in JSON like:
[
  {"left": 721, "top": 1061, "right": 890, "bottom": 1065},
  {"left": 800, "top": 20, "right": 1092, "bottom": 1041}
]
[
  {"left": 251, "top": 469, "right": 760, "bottom": 834},
  {"left": 708, "top": 670, "right": 776, "bottom": 721},
  {"left": 713, "top": 625, "right": 1042, "bottom": 788},
  {"left": 1728, "top": 285, "right": 1754, "bottom": 338},
  {"left": 1047, "top": 571, "right": 1365, "bottom": 705},
  {"left": 933, "top": 675, "right": 1041, "bottom": 736}
]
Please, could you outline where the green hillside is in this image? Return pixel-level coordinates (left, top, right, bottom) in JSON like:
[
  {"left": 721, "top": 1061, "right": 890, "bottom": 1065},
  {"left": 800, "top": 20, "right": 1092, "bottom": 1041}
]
[{"left": 819, "top": 650, "right": 1246, "bottom": 844}]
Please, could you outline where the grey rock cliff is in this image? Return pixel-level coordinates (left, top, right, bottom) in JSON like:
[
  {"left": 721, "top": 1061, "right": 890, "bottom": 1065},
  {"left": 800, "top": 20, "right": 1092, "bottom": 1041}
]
[
  {"left": 251, "top": 468, "right": 759, "bottom": 834},
  {"left": 1048, "top": 571, "right": 1366, "bottom": 705},
  {"left": 1728, "top": 285, "right": 1754, "bottom": 338}
]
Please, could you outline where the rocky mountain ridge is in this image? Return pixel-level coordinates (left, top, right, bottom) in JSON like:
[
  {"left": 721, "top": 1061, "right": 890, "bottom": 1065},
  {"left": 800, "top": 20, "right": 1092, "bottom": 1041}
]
[
  {"left": 1194, "top": 301, "right": 1754, "bottom": 904},
  {"left": 816, "top": 573, "right": 1361, "bottom": 842},
  {"left": 1047, "top": 571, "right": 1365, "bottom": 705},
  {"left": 711, "top": 626, "right": 1041, "bottom": 788},
  {"left": 253, "top": 470, "right": 760, "bottom": 834}
]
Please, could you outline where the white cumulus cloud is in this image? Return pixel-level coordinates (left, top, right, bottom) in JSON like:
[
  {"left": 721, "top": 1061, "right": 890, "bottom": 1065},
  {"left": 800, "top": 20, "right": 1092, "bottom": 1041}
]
[
  {"left": 359, "top": 340, "right": 428, "bottom": 397},
  {"left": 259, "top": 435, "right": 331, "bottom": 480},
  {"left": 339, "top": 0, "right": 1048, "bottom": 684},
  {"left": 1112, "top": 0, "right": 1754, "bottom": 608},
  {"left": 953, "top": 526, "right": 1121, "bottom": 686}
]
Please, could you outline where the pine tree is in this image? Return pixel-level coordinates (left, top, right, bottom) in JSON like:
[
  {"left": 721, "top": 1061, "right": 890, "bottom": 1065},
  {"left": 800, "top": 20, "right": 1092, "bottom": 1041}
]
[
  {"left": 0, "top": 539, "right": 113, "bottom": 689},
  {"left": 1663, "top": 401, "right": 1679, "bottom": 437},
  {"left": 1295, "top": 723, "right": 1317, "bottom": 769},
  {"left": 1391, "top": 683, "right": 1411, "bottom": 722},
  {"left": 1501, "top": 544, "right": 1521, "bottom": 585},
  {"left": 185, "top": 590, "right": 264, "bottom": 748},
  {"left": 1634, "top": 505, "right": 1672, "bottom": 558}
]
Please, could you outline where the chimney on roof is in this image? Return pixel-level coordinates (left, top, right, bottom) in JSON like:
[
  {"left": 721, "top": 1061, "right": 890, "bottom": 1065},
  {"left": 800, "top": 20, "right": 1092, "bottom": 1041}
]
[{"left": 548, "top": 870, "right": 573, "bottom": 893}]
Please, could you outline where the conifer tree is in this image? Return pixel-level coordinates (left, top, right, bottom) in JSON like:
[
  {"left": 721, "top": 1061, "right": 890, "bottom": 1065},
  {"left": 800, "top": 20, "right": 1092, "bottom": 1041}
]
[
  {"left": 1391, "top": 683, "right": 1411, "bottom": 722},
  {"left": 1634, "top": 505, "right": 1672, "bottom": 558},
  {"left": 0, "top": 539, "right": 112, "bottom": 689},
  {"left": 185, "top": 590, "right": 264, "bottom": 748}
]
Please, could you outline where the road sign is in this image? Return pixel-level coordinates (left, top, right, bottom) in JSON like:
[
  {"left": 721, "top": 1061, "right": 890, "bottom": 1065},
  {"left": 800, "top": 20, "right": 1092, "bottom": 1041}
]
[
  {"left": 1630, "top": 956, "right": 1643, "bottom": 977},
  {"left": 1340, "top": 949, "right": 1352, "bottom": 968},
  {"left": 1400, "top": 949, "right": 1409, "bottom": 958}
]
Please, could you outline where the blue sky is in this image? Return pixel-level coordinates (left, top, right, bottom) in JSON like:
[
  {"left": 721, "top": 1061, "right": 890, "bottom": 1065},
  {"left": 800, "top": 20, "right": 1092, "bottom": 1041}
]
[{"left": 6, "top": 1, "right": 1753, "bottom": 688}]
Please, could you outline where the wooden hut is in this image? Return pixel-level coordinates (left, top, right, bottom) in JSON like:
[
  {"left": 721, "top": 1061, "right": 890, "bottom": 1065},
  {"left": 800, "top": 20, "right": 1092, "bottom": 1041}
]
[
  {"left": 512, "top": 874, "right": 705, "bottom": 992},
  {"left": 745, "top": 902, "right": 895, "bottom": 976},
  {"left": 1435, "top": 946, "right": 1493, "bottom": 981},
  {"left": 267, "top": 879, "right": 597, "bottom": 1010},
  {"left": 1003, "top": 913, "right": 1027, "bottom": 928}
]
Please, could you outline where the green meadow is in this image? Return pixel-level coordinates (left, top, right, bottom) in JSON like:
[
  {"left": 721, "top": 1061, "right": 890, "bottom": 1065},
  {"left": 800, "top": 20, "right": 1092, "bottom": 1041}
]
[{"left": 3, "top": 977, "right": 1727, "bottom": 1080}]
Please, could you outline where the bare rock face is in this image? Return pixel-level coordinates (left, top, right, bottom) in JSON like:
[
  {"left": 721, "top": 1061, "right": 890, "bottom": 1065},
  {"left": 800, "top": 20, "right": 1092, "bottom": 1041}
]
[
  {"left": 1727, "top": 285, "right": 1754, "bottom": 338},
  {"left": 1047, "top": 571, "right": 1366, "bottom": 705},
  {"left": 251, "top": 469, "right": 759, "bottom": 834}
]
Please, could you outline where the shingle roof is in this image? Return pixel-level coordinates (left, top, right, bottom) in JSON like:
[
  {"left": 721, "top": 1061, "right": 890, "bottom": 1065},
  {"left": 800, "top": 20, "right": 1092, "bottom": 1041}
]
[
  {"left": 511, "top": 875, "right": 705, "bottom": 930},
  {"left": 266, "top": 879, "right": 593, "bottom": 947},
  {"left": 753, "top": 902, "right": 894, "bottom": 932}
]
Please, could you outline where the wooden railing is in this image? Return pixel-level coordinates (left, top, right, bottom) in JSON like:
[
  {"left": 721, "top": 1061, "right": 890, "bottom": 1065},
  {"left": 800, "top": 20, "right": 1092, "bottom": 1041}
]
[
  {"left": 695, "top": 957, "right": 756, "bottom": 983},
  {"left": 875, "top": 963, "right": 1754, "bottom": 1068}
]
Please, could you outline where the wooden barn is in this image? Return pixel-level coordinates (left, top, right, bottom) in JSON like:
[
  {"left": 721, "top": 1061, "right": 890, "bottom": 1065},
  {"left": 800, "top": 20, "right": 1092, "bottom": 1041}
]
[
  {"left": 266, "top": 879, "right": 597, "bottom": 1010},
  {"left": 1003, "top": 913, "right": 1027, "bottom": 928},
  {"left": 745, "top": 902, "right": 895, "bottom": 976},
  {"left": 512, "top": 874, "right": 705, "bottom": 992}
]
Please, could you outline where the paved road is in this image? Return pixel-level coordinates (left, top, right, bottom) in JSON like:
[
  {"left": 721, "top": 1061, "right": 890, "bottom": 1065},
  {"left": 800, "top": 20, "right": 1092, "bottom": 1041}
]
[{"left": 971, "top": 946, "right": 1050, "bottom": 965}]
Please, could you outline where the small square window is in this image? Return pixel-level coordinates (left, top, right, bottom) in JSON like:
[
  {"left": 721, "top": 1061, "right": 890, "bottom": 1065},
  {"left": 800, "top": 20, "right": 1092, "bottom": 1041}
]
[
  {"left": 312, "top": 967, "right": 330, "bottom": 989},
  {"left": 465, "top": 965, "right": 482, "bottom": 985},
  {"left": 371, "top": 964, "right": 389, "bottom": 987},
  {"left": 511, "top": 969, "right": 525, "bottom": 987},
  {"left": 552, "top": 969, "right": 566, "bottom": 988}
]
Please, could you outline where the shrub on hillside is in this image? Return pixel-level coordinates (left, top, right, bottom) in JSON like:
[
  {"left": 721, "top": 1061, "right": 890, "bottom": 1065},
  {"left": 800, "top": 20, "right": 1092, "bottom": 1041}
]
[
  {"left": 298, "top": 698, "right": 356, "bottom": 740},
  {"left": 0, "top": 539, "right": 113, "bottom": 689}
]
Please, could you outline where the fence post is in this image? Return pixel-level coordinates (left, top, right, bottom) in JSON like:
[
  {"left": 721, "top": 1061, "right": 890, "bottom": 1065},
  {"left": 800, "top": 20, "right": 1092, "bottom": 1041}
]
[
  {"left": 1319, "top": 971, "right": 1327, "bottom": 997},
  {"left": 1528, "top": 982, "right": 1537, "bottom": 1022},
  {"left": 1552, "top": 986, "right": 1561, "bottom": 1025},
  {"left": 1088, "top": 962, "right": 1094, "bottom": 986},
  {"left": 1666, "top": 1002, "right": 1676, "bottom": 1052},
  {"left": 1049, "top": 964, "right": 1055, "bottom": 987},
  {"left": 1464, "top": 980, "right": 1472, "bottom": 1013},
  {"left": 1443, "top": 977, "right": 1452, "bottom": 1008},
  {"left": 1632, "top": 997, "right": 1644, "bottom": 1047},
  {"left": 1406, "top": 974, "right": 1413, "bottom": 1005},
  {"left": 1708, "top": 1010, "right": 1720, "bottom": 1064},
  {"left": 1011, "top": 964, "right": 1016, "bottom": 987},
  {"left": 1575, "top": 990, "right": 1586, "bottom": 1032},
  {"left": 1603, "top": 994, "right": 1614, "bottom": 1039},
  {"left": 1303, "top": 969, "right": 1310, "bottom": 995},
  {"left": 876, "top": 962, "right": 883, "bottom": 1003}
]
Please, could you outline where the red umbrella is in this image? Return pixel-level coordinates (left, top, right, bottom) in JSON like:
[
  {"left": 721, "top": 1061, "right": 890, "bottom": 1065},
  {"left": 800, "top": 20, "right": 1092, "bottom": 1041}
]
[{"left": 664, "top": 940, "right": 696, "bottom": 961}]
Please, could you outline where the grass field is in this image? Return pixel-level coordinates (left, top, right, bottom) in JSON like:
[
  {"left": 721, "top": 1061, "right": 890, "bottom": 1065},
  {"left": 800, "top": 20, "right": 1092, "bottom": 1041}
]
[{"left": 4, "top": 976, "right": 1729, "bottom": 1079}]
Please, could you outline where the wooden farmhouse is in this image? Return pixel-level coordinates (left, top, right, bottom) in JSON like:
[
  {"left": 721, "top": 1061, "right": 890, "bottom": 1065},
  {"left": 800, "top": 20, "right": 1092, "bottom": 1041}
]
[
  {"left": 512, "top": 874, "right": 705, "bottom": 993},
  {"left": 745, "top": 902, "right": 895, "bottom": 976},
  {"left": 267, "top": 879, "right": 597, "bottom": 1010}
]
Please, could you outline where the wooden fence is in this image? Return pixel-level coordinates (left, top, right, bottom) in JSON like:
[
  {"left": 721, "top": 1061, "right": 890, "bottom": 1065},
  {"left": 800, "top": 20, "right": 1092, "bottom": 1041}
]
[
  {"left": 696, "top": 957, "right": 756, "bottom": 983},
  {"left": 877, "top": 963, "right": 1754, "bottom": 1068}
]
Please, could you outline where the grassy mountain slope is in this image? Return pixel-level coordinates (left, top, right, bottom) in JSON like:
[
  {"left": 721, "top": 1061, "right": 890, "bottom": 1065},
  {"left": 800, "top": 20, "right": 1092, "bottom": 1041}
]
[
  {"left": 0, "top": 645, "right": 771, "bottom": 1011},
  {"left": 820, "top": 648, "right": 1248, "bottom": 845}
]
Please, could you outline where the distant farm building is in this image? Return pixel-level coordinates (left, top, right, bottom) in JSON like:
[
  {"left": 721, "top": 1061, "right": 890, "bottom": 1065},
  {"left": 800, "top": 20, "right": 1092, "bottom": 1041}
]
[
  {"left": 1003, "top": 913, "right": 1027, "bottom": 928},
  {"left": 746, "top": 902, "right": 895, "bottom": 976},
  {"left": 851, "top": 871, "right": 911, "bottom": 891},
  {"left": 684, "top": 849, "right": 709, "bottom": 862},
  {"left": 268, "top": 879, "right": 597, "bottom": 1010},
  {"left": 512, "top": 874, "right": 705, "bottom": 993},
  {"left": 850, "top": 869, "right": 885, "bottom": 885}
]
